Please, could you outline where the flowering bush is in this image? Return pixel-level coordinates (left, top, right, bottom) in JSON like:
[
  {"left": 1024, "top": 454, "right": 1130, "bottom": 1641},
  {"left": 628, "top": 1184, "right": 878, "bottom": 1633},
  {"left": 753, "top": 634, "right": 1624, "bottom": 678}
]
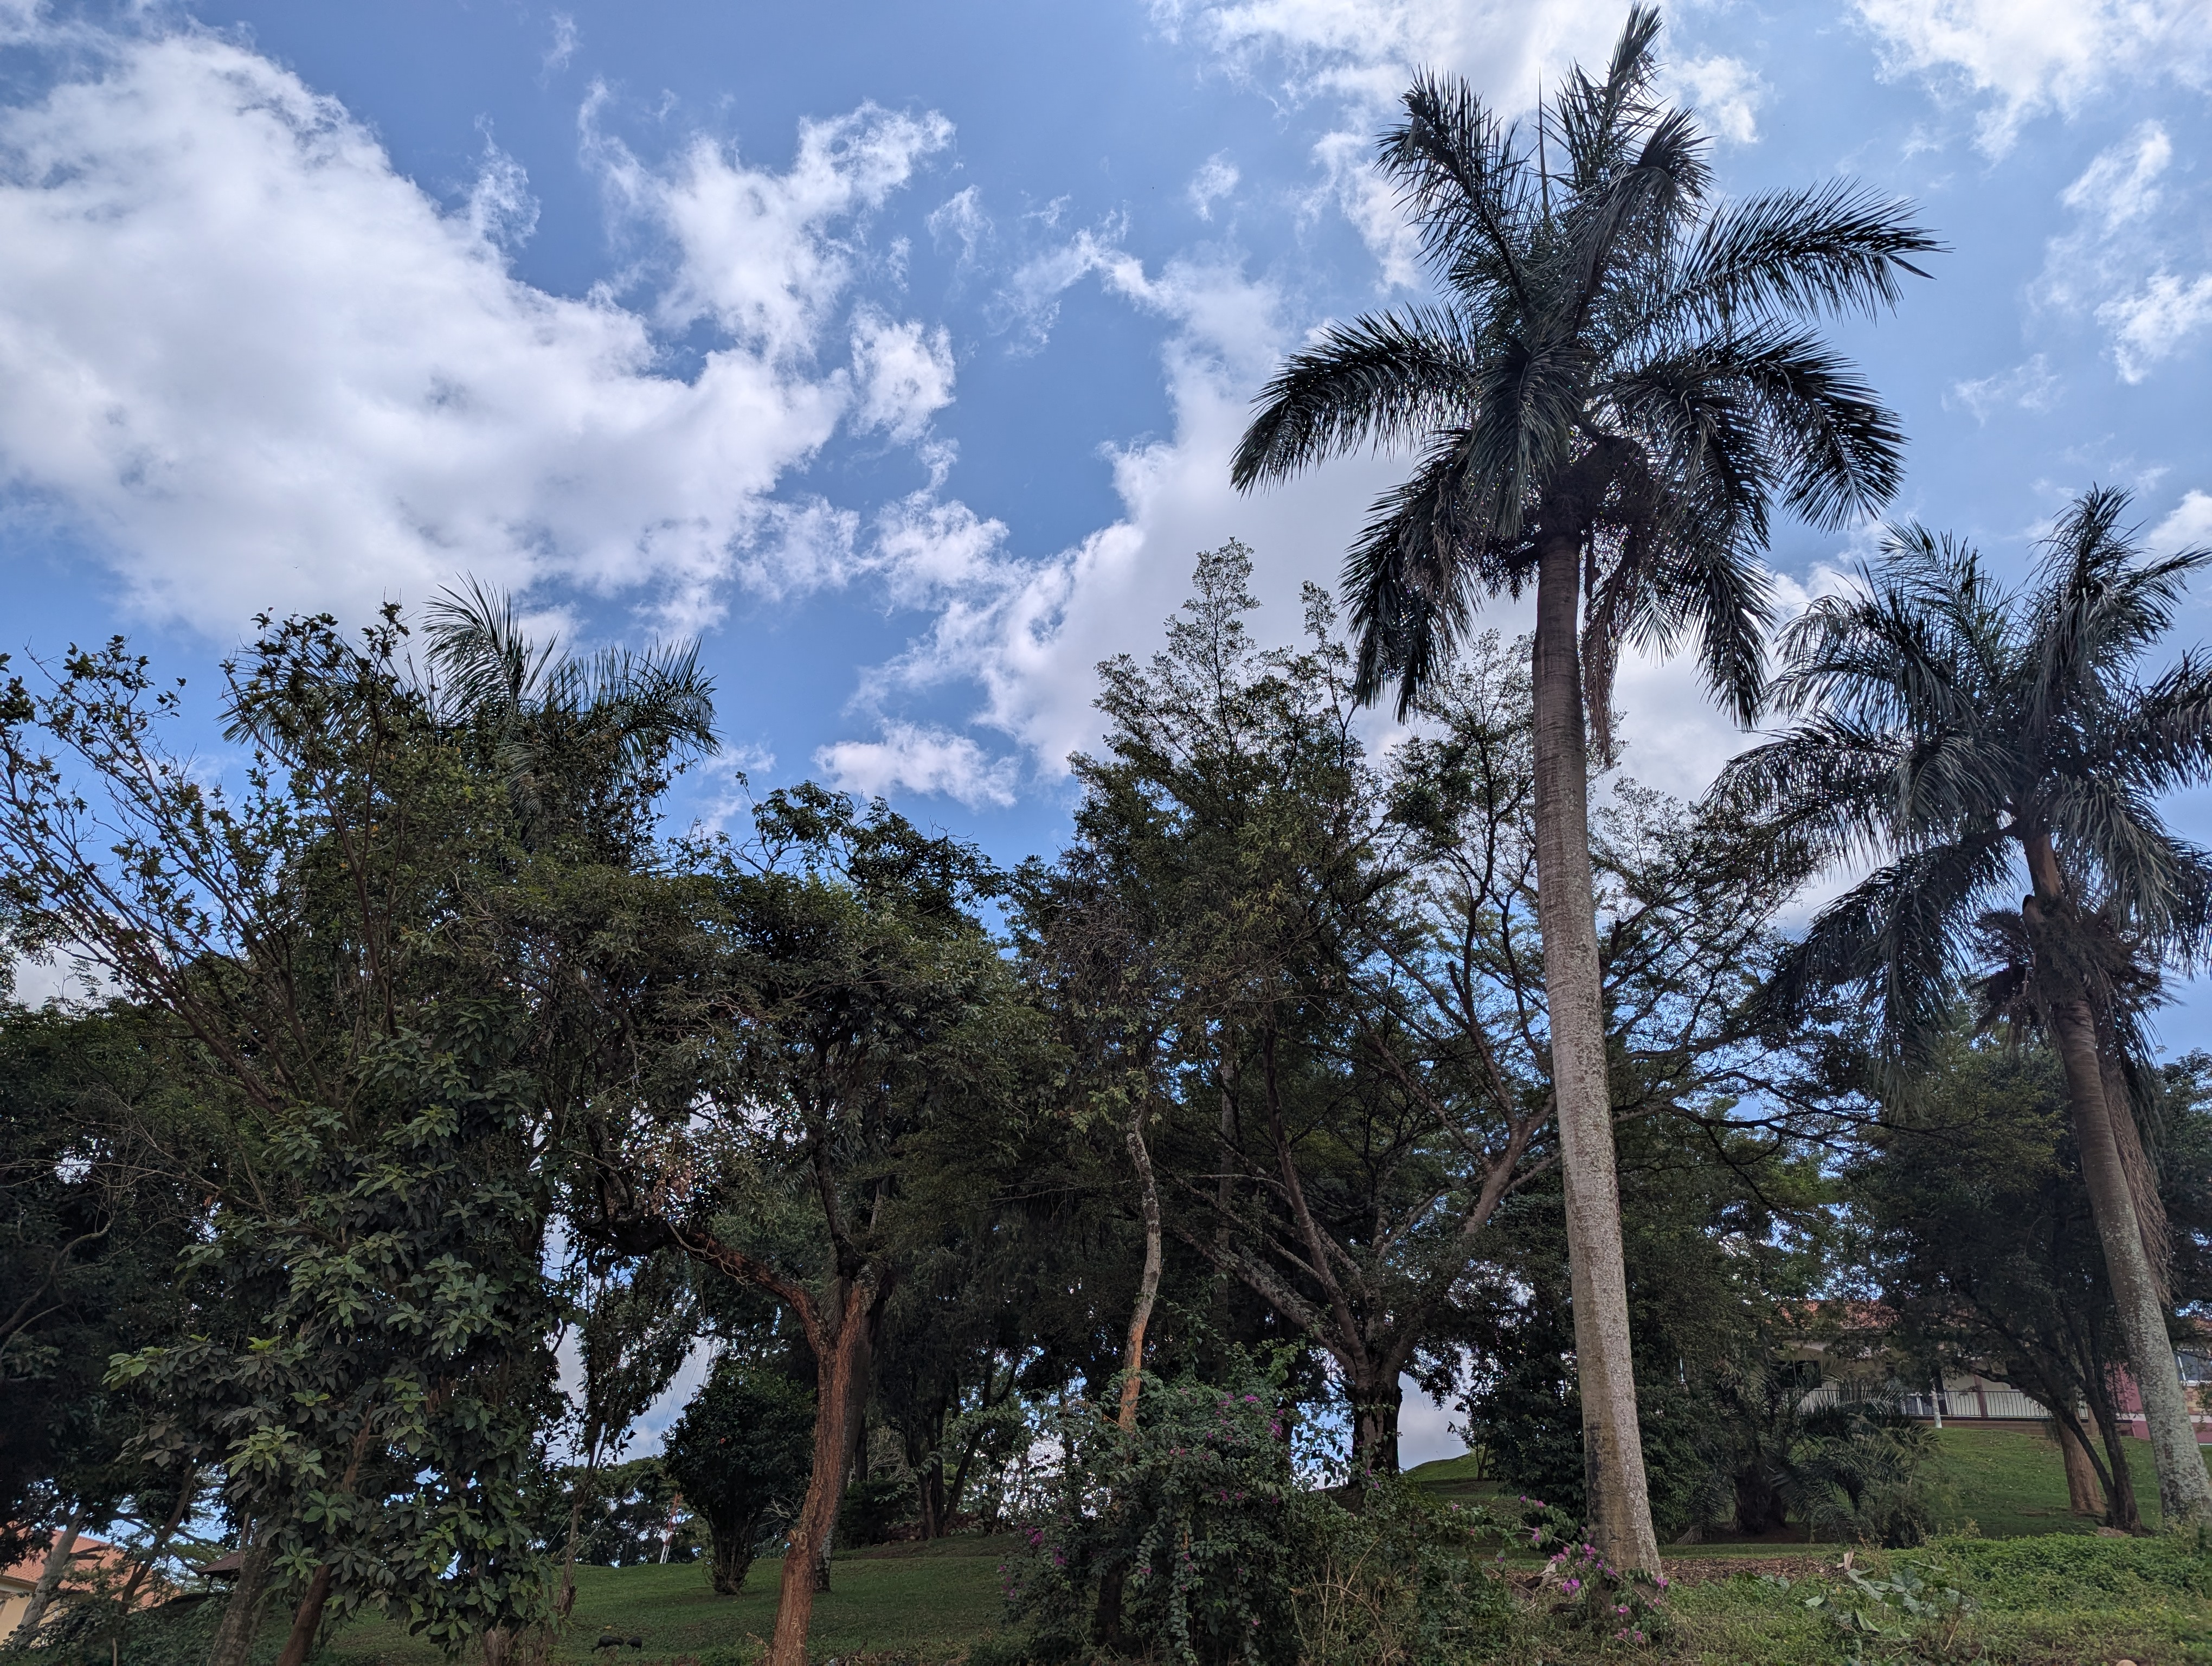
[{"left": 1539, "top": 1537, "right": 1672, "bottom": 1650}]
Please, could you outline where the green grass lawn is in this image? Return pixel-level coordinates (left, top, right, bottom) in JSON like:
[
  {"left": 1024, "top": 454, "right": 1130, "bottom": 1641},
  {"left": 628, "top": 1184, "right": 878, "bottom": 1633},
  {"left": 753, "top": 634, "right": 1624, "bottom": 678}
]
[
  {"left": 323, "top": 1542, "right": 1015, "bottom": 1666},
  {"left": 313, "top": 1431, "right": 2212, "bottom": 1665}
]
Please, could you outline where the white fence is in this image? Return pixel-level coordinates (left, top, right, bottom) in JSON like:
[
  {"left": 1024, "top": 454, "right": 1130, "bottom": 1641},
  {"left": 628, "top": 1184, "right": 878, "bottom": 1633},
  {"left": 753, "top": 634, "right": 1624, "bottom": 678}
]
[{"left": 1799, "top": 1383, "right": 2051, "bottom": 1421}]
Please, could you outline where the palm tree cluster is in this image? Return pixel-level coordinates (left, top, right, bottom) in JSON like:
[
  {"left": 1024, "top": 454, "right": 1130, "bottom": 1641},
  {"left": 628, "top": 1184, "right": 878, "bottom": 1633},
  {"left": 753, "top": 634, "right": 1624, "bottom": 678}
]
[{"left": 1233, "top": 3, "right": 2211, "bottom": 1560}]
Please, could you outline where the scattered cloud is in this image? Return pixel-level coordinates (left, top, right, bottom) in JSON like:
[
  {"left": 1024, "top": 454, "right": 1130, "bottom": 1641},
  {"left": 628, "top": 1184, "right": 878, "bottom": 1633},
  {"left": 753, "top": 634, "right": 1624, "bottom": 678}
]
[
  {"left": 0, "top": 22, "right": 954, "bottom": 636},
  {"left": 926, "top": 184, "right": 991, "bottom": 270},
  {"left": 814, "top": 720, "right": 1021, "bottom": 807},
  {"left": 1664, "top": 53, "right": 1764, "bottom": 145},
  {"left": 850, "top": 310, "right": 956, "bottom": 441},
  {"left": 1187, "top": 152, "right": 1240, "bottom": 218},
  {"left": 1947, "top": 354, "right": 2060, "bottom": 421},
  {"left": 1851, "top": 0, "right": 2212, "bottom": 154},
  {"left": 2036, "top": 124, "right": 2212, "bottom": 384},
  {"left": 2153, "top": 489, "right": 2212, "bottom": 554},
  {"left": 466, "top": 134, "right": 539, "bottom": 249},
  {"left": 543, "top": 12, "right": 579, "bottom": 75}
]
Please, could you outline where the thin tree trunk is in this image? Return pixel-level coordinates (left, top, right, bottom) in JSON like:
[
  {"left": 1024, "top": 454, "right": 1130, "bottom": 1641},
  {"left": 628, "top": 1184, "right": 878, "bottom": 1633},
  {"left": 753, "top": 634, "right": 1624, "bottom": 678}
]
[
  {"left": 207, "top": 1532, "right": 278, "bottom": 1666},
  {"left": 2044, "top": 984, "right": 2212, "bottom": 1529},
  {"left": 1530, "top": 530, "right": 1660, "bottom": 1575},
  {"left": 2088, "top": 1387, "right": 2144, "bottom": 1533},
  {"left": 768, "top": 1272, "right": 883, "bottom": 1666},
  {"left": 2057, "top": 1420, "right": 2105, "bottom": 1517},
  {"left": 273, "top": 1566, "right": 333, "bottom": 1666},
  {"left": 118, "top": 1468, "right": 200, "bottom": 1608},
  {"left": 1118, "top": 1107, "right": 1165, "bottom": 1433},
  {"left": 9, "top": 1502, "right": 89, "bottom": 1641}
]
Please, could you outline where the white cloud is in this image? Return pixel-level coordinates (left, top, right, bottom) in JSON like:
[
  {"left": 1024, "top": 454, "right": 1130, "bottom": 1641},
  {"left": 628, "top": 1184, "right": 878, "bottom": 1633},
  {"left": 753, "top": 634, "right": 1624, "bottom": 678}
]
[
  {"left": 2152, "top": 489, "right": 2212, "bottom": 554},
  {"left": 926, "top": 184, "right": 991, "bottom": 270},
  {"left": 543, "top": 12, "right": 579, "bottom": 75},
  {"left": 850, "top": 310, "right": 956, "bottom": 440},
  {"left": 815, "top": 721, "right": 1021, "bottom": 808},
  {"left": 1187, "top": 152, "right": 1240, "bottom": 219},
  {"left": 2037, "top": 124, "right": 2212, "bottom": 384},
  {"left": 1664, "top": 53, "right": 1763, "bottom": 145},
  {"left": 1947, "top": 354, "right": 2060, "bottom": 421},
  {"left": 0, "top": 24, "right": 953, "bottom": 635},
  {"left": 2101, "top": 274, "right": 2212, "bottom": 383},
  {"left": 1852, "top": 0, "right": 2212, "bottom": 153},
  {"left": 589, "top": 93, "right": 951, "bottom": 357},
  {"left": 466, "top": 136, "right": 539, "bottom": 249}
]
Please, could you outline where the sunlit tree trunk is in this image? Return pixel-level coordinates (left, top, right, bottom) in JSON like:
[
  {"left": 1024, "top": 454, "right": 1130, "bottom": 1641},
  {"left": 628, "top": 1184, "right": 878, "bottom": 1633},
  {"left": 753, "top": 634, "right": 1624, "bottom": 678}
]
[
  {"left": 1530, "top": 529, "right": 1660, "bottom": 1575},
  {"left": 767, "top": 1272, "right": 885, "bottom": 1666},
  {"left": 1117, "top": 1106, "right": 1164, "bottom": 1434},
  {"left": 2057, "top": 1420, "right": 2105, "bottom": 1517}
]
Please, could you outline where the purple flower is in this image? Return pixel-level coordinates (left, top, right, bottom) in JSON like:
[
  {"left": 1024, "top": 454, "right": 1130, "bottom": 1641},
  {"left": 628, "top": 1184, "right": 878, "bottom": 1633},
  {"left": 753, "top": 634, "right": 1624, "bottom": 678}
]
[{"left": 1561, "top": 1578, "right": 1580, "bottom": 1592}]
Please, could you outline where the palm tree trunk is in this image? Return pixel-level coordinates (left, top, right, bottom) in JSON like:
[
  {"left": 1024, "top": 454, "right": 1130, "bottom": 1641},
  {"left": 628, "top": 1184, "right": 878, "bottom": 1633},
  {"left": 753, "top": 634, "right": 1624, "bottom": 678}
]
[
  {"left": 2044, "top": 986, "right": 2212, "bottom": 1529},
  {"left": 1529, "top": 530, "right": 1659, "bottom": 1575}
]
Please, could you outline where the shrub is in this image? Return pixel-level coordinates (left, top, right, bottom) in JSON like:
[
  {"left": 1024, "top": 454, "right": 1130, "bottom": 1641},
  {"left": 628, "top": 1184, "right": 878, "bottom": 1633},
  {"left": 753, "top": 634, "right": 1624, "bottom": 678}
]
[
  {"left": 1292, "top": 1479, "right": 1516, "bottom": 1666},
  {"left": 661, "top": 1357, "right": 815, "bottom": 1595},
  {"left": 1002, "top": 1354, "right": 1320, "bottom": 1666}
]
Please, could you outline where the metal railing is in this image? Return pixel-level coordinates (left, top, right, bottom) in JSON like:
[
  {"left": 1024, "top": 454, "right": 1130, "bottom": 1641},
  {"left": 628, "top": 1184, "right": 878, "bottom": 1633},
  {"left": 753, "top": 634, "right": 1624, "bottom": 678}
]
[{"left": 1798, "top": 1383, "right": 2051, "bottom": 1421}]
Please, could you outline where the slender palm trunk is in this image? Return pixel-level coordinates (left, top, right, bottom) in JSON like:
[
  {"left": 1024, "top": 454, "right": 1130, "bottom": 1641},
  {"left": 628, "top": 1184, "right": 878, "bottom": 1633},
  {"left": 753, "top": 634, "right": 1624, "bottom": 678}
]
[
  {"left": 9, "top": 1502, "right": 89, "bottom": 1642},
  {"left": 1531, "top": 531, "right": 1660, "bottom": 1575},
  {"left": 2046, "top": 988, "right": 2211, "bottom": 1527},
  {"left": 1117, "top": 1107, "right": 1164, "bottom": 1433}
]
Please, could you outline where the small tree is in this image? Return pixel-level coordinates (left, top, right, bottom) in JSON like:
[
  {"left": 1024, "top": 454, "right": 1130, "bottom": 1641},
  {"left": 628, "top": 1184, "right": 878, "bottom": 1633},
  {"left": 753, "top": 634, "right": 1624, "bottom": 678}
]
[{"left": 661, "top": 1356, "right": 815, "bottom": 1594}]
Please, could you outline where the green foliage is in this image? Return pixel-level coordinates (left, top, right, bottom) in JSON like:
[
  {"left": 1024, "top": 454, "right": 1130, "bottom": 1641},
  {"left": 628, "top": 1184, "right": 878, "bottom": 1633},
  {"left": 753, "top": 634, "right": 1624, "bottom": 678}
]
[
  {"left": 569, "top": 1457, "right": 700, "bottom": 1567},
  {"left": 1290, "top": 1480, "right": 1515, "bottom": 1666},
  {"left": 661, "top": 1357, "right": 815, "bottom": 1593},
  {"left": 838, "top": 1475, "right": 916, "bottom": 1549},
  {"left": 1004, "top": 1359, "right": 1319, "bottom": 1666}
]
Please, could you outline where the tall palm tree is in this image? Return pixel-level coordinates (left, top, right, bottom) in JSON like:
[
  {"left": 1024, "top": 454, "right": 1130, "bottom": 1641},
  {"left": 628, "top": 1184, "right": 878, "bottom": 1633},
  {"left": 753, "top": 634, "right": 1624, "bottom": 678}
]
[
  {"left": 1716, "top": 487, "right": 2212, "bottom": 1529},
  {"left": 1231, "top": 7, "right": 1934, "bottom": 1568}
]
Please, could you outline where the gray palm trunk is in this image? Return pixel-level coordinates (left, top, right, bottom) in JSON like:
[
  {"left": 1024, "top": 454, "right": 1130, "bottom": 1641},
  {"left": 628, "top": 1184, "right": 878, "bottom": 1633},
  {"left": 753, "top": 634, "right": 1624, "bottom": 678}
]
[
  {"left": 2021, "top": 841, "right": 2212, "bottom": 1529},
  {"left": 1533, "top": 533, "right": 1661, "bottom": 1573},
  {"left": 8, "top": 1503, "right": 88, "bottom": 1643}
]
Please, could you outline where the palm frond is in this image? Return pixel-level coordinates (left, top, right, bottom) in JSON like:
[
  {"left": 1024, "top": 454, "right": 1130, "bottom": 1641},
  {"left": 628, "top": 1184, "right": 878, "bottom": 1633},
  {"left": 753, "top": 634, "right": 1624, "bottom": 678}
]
[
  {"left": 1667, "top": 181, "right": 1938, "bottom": 328},
  {"left": 1232, "top": 309, "right": 1484, "bottom": 490},
  {"left": 425, "top": 577, "right": 558, "bottom": 728}
]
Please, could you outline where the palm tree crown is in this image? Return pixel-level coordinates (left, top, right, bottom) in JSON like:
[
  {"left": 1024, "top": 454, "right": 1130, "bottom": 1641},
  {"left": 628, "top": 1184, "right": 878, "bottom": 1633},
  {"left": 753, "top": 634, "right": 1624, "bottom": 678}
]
[
  {"left": 1232, "top": 5, "right": 1937, "bottom": 735},
  {"left": 1719, "top": 486, "right": 2212, "bottom": 1057}
]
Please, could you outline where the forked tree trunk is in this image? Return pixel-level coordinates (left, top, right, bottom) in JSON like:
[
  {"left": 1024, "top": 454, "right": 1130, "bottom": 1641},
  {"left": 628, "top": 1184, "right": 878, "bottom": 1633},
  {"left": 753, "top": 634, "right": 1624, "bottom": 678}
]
[
  {"left": 2044, "top": 983, "right": 2212, "bottom": 1530},
  {"left": 1117, "top": 1107, "right": 1165, "bottom": 1433},
  {"left": 2088, "top": 1387, "right": 2144, "bottom": 1533},
  {"left": 2057, "top": 1420, "right": 2105, "bottom": 1517},
  {"left": 1530, "top": 530, "right": 1660, "bottom": 1575},
  {"left": 768, "top": 1271, "right": 885, "bottom": 1666}
]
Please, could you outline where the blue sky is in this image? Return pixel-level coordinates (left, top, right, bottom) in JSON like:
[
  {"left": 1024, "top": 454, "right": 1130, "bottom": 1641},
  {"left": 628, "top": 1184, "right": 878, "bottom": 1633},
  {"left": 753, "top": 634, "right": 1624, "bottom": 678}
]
[{"left": 5, "top": 0, "right": 2212, "bottom": 1453}]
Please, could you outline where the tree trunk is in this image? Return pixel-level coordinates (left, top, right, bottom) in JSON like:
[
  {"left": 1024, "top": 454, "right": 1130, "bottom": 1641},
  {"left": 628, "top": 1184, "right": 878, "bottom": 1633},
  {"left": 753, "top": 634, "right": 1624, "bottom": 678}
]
[
  {"left": 207, "top": 1532, "right": 279, "bottom": 1666},
  {"left": 708, "top": 1515, "right": 758, "bottom": 1595},
  {"left": 2057, "top": 1420, "right": 2105, "bottom": 1517},
  {"left": 9, "top": 1502, "right": 89, "bottom": 1642},
  {"left": 2088, "top": 1387, "right": 2144, "bottom": 1533},
  {"left": 1529, "top": 529, "right": 1660, "bottom": 1575},
  {"left": 768, "top": 1272, "right": 884, "bottom": 1666},
  {"left": 554, "top": 1455, "right": 596, "bottom": 1621},
  {"left": 1347, "top": 1373, "right": 1403, "bottom": 1477},
  {"left": 118, "top": 1468, "right": 200, "bottom": 1608},
  {"left": 2044, "top": 986, "right": 2212, "bottom": 1530},
  {"left": 273, "top": 1565, "right": 333, "bottom": 1666},
  {"left": 1118, "top": 1107, "right": 1165, "bottom": 1433}
]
